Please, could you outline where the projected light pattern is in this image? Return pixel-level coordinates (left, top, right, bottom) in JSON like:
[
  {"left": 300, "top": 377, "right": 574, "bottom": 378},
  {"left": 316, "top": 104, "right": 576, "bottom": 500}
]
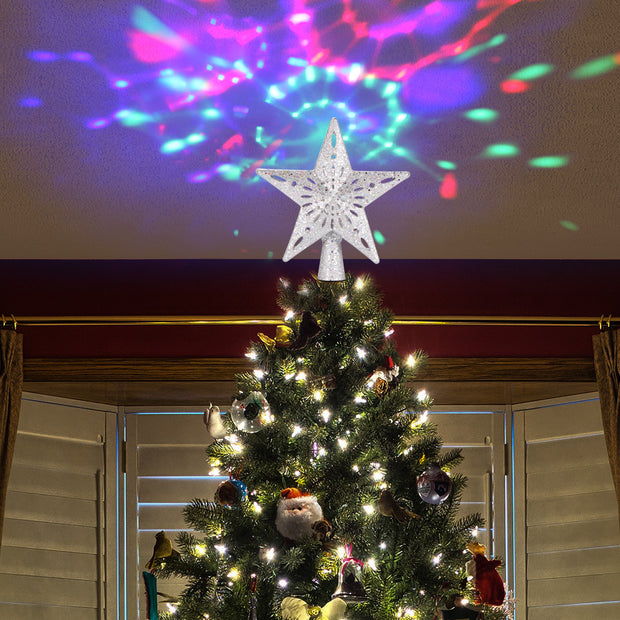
[{"left": 23, "top": 0, "right": 594, "bottom": 198}]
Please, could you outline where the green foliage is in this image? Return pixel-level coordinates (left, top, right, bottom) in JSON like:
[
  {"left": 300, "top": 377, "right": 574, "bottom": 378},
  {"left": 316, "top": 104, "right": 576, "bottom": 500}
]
[{"left": 157, "top": 274, "right": 507, "bottom": 619}]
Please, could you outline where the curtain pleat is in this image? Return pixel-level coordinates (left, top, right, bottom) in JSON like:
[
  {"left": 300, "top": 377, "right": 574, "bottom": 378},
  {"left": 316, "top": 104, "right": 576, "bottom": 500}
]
[
  {"left": 0, "top": 330, "right": 23, "bottom": 554},
  {"left": 592, "top": 329, "right": 620, "bottom": 528}
]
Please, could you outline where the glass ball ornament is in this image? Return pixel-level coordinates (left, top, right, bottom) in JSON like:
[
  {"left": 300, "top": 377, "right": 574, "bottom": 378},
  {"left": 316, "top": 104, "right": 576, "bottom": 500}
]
[
  {"left": 215, "top": 479, "right": 247, "bottom": 507},
  {"left": 230, "top": 391, "right": 272, "bottom": 433},
  {"left": 416, "top": 463, "right": 452, "bottom": 505}
]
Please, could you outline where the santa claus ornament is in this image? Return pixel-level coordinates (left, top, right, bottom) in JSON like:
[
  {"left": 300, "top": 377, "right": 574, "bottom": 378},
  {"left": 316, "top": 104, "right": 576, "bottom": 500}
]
[
  {"left": 466, "top": 542, "right": 505, "bottom": 606},
  {"left": 276, "top": 488, "right": 326, "bottom": 541}
]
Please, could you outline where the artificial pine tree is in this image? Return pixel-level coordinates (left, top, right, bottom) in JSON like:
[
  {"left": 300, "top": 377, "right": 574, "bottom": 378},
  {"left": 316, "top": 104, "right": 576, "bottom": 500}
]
[{"left": 154, "top": 273, "right": 509, "bottom": 620}]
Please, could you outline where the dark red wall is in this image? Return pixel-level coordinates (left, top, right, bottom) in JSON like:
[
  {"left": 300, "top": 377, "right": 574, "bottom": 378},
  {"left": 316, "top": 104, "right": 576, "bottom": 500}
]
[{"left": 3, "top": 259, "right": 619, "bottom": 358}]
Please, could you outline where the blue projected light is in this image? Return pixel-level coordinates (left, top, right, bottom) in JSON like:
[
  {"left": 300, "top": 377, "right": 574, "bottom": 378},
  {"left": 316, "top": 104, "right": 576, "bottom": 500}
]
[{"left": 16, "top": 0, "right": 600, "bottom": 206}]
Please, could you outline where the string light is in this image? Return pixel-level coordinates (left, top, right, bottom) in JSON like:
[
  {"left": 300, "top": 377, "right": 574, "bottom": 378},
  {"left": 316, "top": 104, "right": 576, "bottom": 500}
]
[
  {"left": 356, "top": 347, "right": 367, "bottom": 359},
  {"left": 252, "top": 501, "right": 262, "bottom": 513},
  {"left": 194, "top": 544, "right": 207, "bottom": 556},
  {"left": 406, "top": 354, "right": 417, "bottom": 367},
  {"left": 245, "top": 350, "right": 258, "bottom": 360},
  {"left": 354, "top": 395, "right": 367, "bottom": 404},
  {"left": 278, "top": 578, "right": 289, "bottom": 588},
  {"left": 284, "top": 372, "right": 296, "bottom": 381},
  {"left": 265, "top": 547, "right": 276, "bottom": 561},
  {"left": 416, "top": 389, "right": 428, "bottom": 401},
  {"left": 253, "top": 369, "right": 265, "bottom": 380},
  {"left": 296, "top": 371, "right": 306, "bottom": 381},
  {"left": 208, "top": 466, "right": 221, "bottom": 476},
  {"left": 367, "top": 557, "right": 377, "bottom": 570},
  {"left": 214, "top": 545, "right": 227, "bottom": 555},
  {"left": 337, "top": 438, "right": 348, "bottom": 450},
  {"left": 355, "top": 277, "right": 365, "bottom": 290},
  {"left": 379, "top": 542, "right": 387, "bottom": 550},
  {"left": 321, "top": 409, "right": 331, "bottom": 422},
  {"left": 291, "top": 425, "right": 302, "bottom": 437},
  {"left": 339, "top": 294, "right": 348, "bottom": 305},
  {"left": 285, "top": 310, "right": 295, "bottom": 321},
  {"left": 362, "top": 504, "right": 374, "bottom": 515},
  {"left": 314, "top": 389, "right": 324, "bottom": 401},
  {"left": 384, "top": 328, "right": 394, "bottom": 337},
  {"left": 227, "top": 568, "right": 240, "bottom": 580},
  {"left": 432, "top": 553, "right": 442, "bottom": 565},
  {"left": 167, "top": 603, "right": 177, "bottom": 613}
]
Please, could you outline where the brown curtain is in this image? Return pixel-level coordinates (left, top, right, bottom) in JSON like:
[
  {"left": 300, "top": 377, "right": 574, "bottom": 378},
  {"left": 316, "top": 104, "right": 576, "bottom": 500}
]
[
  {"left": 592, "top": 329, "right": 620, "bottom": 527},
  {"left": 0, "top": 329, "right": 23, "bottom": 555}
]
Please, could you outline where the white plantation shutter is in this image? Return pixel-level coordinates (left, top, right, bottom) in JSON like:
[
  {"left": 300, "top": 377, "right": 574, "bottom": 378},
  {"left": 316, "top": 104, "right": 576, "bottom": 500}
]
[
  {"left": 125, "top": 411, "right": 222, "bottom": 619},
  {"left": 513, "top": 394, "right": 620, "bottom": 620},
  {"left": 0, "top": 393, "right": 117, "bottom": 620},
  {"left": 431, "top": 408, "right": 507, "bottom": 563}
]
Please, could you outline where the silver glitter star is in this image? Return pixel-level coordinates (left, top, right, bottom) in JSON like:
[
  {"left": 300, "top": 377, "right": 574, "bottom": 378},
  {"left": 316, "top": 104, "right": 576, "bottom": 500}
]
[{"left": 257, "top": 118, "right": 410, "bottom": 281}]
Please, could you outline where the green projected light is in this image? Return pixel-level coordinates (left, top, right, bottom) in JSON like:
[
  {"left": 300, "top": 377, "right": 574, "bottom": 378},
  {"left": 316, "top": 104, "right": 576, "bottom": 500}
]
[
  {"left": 481, "top": 143, "right": 520, "bottom": 158},
  {"left": 507, "top": 63, "right": 554, "bottom": 81},
  {"left": 529, "top": 156, "right": 569, "bottom": 168}
]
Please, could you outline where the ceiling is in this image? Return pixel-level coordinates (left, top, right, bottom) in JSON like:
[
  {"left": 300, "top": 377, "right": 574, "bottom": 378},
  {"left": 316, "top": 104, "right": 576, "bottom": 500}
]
[{"left": 1, "top": 0, "right": 619, "bottom": 262}]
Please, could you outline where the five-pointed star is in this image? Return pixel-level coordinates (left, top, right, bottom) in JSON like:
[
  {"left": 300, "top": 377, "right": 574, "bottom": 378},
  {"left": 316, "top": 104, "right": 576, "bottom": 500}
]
[{"left": 257, "top": 118, "right": 409, "bottom": 264}]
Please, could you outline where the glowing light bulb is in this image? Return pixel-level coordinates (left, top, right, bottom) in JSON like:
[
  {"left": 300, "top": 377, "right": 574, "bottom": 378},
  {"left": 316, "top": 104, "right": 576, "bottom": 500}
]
[
  {"left": 214, "top": 545, "right": 227, "bottom": 555},
  {"left": 265, "top": 547, "right": 276, "bottom": 561},
  {"left": 227, "top": 568, "right": 240, "bottom": 580},
  {"left": 356, "top": 347, "right": 367, "bottom": 359},
  {"left": 252, "top": 501, "right": 262, "bottom": 513},
  {"left": 384, "top": 328, "right": 394, "bottom": 337},
  {"left": 314, "top": 390, "right": 324, "bottom": 401},
  {"left": 363, "top": 504, "right": 374, "bottom": 515},
  {"left": 367, "top": 557, "right": 377, "bottom": 570},
  {"left": 337, "top": 546, "right": 346, "bottom": 558},
  {"left": 167, "top": 603, "right": 177, "bottom": 613},
  {"left": 296, "top": 372, "right": 306, "bottom": 381},
  {"left": 417, "top": 389, "right": 428, "bottom": 401},
  {"left": 472, "top": 527, "right": 479, "bottom": 537},
  {"left": 318, "top": 447, "right": 327, "bottom": 457},
  {"left": 208, "top": 467, "right": 220, "bottom": 476},
  {"left": 321, "top": 409, "right": 331, "bottom": 423},
  {"left": 291, "top": 425, "right": 302, "bottom": 437},
  {"left": 432, "top": 553, "right": 442, "bottom": 565},
  {"left": 461, "top": 598, "right": 469, "bottom": 606},
  {"left": 372, "top": 470, "right": 385, "bottom": 482},
  {"left": 352, "top": 464, "right": 360, "bottom": 472},
  {"left": 285, "top": 310, "right": 295, "bottom": 321},
  {"left": 194, "top": 544, "right": 206, "bottom": 556},
  {"left": 379, "top": 542, "right": 387, "bottom": 550},
  {"left": 354, "top": 395, "right": 367, "bottom": 404},
  {"left": 406, "top": 354, "right": 417, "bottom": 367},
  {"left": 278, "top": 578, "right": 288, "bottom": 588},
  {"left": 337, "top": 438, "right": 348, "bottom": 450},
  {"left": 339, "top": 294, "right": 348, "bottom": 305},
  {"left": 253, "top": 369, "right": 265, "bottom": 380},
  {"left": 245, "top": 350, "right": 258, "bottom": 360},
  {"left": 285, "top": 372, "right": 296, "bottom": 381}
]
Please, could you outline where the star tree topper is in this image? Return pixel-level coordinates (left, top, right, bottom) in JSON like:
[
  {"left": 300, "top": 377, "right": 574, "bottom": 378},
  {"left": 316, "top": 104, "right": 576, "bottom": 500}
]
[{"left": 257, "top": 118, "right": 410, "bottom": 281}]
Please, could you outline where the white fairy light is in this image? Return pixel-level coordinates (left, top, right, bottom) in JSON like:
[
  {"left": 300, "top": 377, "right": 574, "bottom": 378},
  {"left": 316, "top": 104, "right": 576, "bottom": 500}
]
[
  {"left": 293, "top": 470, "right": 301, "bottom": 477},
  {"left": 314, "top": 389, "right": 324, "bottom": 401},
  {"left": 291, "top": 425, "right": 302, "bottom": 438},
  {"left": 367, "top": 557, "right": 377, "bottom": 570},
  {"left": 356, "top": 347, "right": 367, "bottom": 359},
  {"left": 384, "top": 328, "right": 394, "bottom": 338},
  {"left": 337, "top": 438, "right": 348, "bottom": 450},
  {"left": 339, "top": 294, "right": 348, "bottom": 305},
  {"left": 362, "top": 504, "right": 374, "bottom": 515},
  {"left": 265, "top": 547, "right": 276, "bottom": 561},
  {"left": 355, "top": 277, "right": 365, "bottom": 290},
  {"left": 432, "top": 553, "right": 442, "bottom": 566},
  {"left": 214, "top": 545, "right": 227, "bottom": 555},
  {"left": 296, "top": 371, "right": 306, "bottom": 381},
  {"left": 321, "top": 409, "right": 331, "bottom": 423},
  {"left": 337, "top": 546, "right": 346, "bottom": 559},
  {"left": 406, "top": 354, "right": 417, "bottom": 367},
  {"left": 472, "top": 527, "right": 479, "bottom": 537},
  {"left": 416, "top": 389, "right": 428, "bottom": 401},
  {"left": 278, "top": 578, "right": 289, "bottom": 588},
  {"left": 208, "top": 467, "right": 221, "bottom": 476},
  {"left": 285, "top": 310, "right": 295, "bottom": 321},
  {"left": 363, "top": 319, "right": 373, "bottom": 326},
  {"left": 461, "top": 598, "right": 469, "bottom": 606},
  {"left": 227, "top": 568, "right": 240, "bottom": 580},
  {"left": 372, "top": 470, "right": 385, "bottom": 482},
  {"left": 379, "top": 542, "right": 387, "bottom": 550},
  {"left": 167, "top": 603, "right": 177, "bottom": 613},
  {"left": 252, "top": 502, "right": 262, "bottom": 513},
  {"left": 284, "top": 372, "right": 296, "bottom": 381},
  {"left": 318, "top": 447, "right": 327, "bottom": 457},
  {"left": 354, "top": 395, "right": 367, "bottom": 404},
  {"left": 280, "top": 278, "right": 290, "bottom": 289},
  {"left": 299, "top": 286, "right": 309, "bottom": 296},
  {"left": 352, "top": 464, "right": 360, "bottom": 472},
  {"left": 194, "top": 544, "right": 206, "bottom": 556},
  {"left": 245, "top": 350, "right": 258, "bottom": 360}
]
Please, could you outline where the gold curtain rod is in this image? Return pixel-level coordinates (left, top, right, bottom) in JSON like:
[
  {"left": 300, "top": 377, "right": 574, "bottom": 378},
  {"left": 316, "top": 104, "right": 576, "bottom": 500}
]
[{"left": 4, "top": 314, "right": 615, "bottom": 328}]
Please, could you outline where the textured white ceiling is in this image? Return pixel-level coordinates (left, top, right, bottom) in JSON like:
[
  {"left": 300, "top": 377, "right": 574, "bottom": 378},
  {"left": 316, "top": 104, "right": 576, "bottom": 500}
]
[{"left": 2, "top": 0, "right": 619, "bottom": 260}]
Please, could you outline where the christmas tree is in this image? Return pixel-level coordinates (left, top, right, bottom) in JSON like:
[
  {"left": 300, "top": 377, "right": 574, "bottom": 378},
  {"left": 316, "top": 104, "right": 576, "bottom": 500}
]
[{"left": 152, "top": 272, "right": 509, "bottom": 619}]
